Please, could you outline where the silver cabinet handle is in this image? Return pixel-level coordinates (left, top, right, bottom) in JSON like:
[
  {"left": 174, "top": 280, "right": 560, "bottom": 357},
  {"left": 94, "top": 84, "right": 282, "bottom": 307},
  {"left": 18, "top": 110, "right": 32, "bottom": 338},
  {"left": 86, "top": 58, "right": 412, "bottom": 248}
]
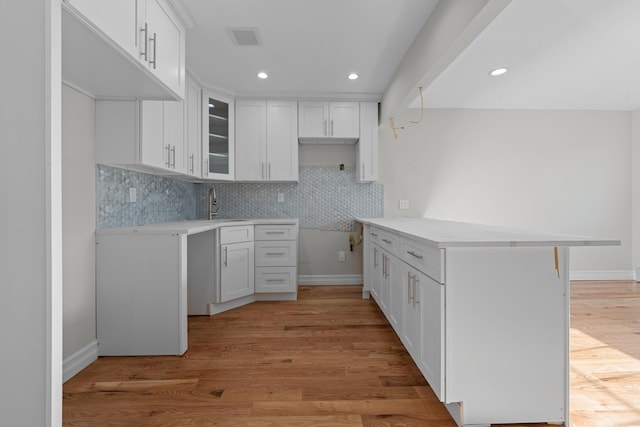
[
  {"left": 382, "top": 238, "right": 392, "bottom": 244},
  {"left": 362, "top": 163, "right": 365, "bottom": 180},
  {"left": 373, "top": 247, "right": 377, "bottom": 269},
  {"left": 330, "top": 119, "right": 334, "bottom": 136},
  {"left": 204, "top": 159, "right": 209, "bottom": 176},
  {"left": 165, "top": 144, "right": 171, "bottom": 167},
  {"left": 149, "top": 32, "right": 157, "bottom": 69},
  {"left": 140, "top": 23, "right": 148, "bottom": 61},
  {"left": 371, "top": 232, "right": 378, "bottom": 237},
  {"left": 407, "top": 250, "right": 423, "bottom": 259},
  {"left": 223, "top": 246, "right": 228, "bottom": 266},
  {"left": 265, "top": 231, "right": 285, "bottom": 235},
  {"left": 413, "top": 276, "right": 419, "bottom": 309},
  {"left": 268, "top": 162, "right": 271, "bottom": 180},
  {"left": 190, "top": 154, "right": 194, "bottom": 173},
  {"left": 266, "top": 279, "right": 285, "bottom": 283},
  {"left": 266, "top": 252, "right": 285, "bottom": 256},
  {"left": 261, "top": 162, "right": 265, "bottom": 179},
  {"left": 407, "top": 272, "right": 412, "bottom": 305},
  {"left": 170, "top": 145, "right": 176, "bottom": 168}
]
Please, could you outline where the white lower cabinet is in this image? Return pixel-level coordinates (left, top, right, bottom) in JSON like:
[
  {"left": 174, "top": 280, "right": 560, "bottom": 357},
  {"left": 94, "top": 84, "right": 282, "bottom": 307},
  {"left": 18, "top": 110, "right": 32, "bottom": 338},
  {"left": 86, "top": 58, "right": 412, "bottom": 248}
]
[
  {"left": 219, "top": 225, "right": 254, "bottom": 303},
  {"left": 254, "top": 224, "right": 298, "bottom": 293},
  {"left": 220, "top": 240, "right": 254, "bottom": 302},
  {"left": 386, "top": 251, "right": 403, "bottom": 333},
  {"left": 401, "top": 264, "right": 444, "bottom": 401},
  {"left": 363, "top": 221, "right": 571, "bottom": 426}
]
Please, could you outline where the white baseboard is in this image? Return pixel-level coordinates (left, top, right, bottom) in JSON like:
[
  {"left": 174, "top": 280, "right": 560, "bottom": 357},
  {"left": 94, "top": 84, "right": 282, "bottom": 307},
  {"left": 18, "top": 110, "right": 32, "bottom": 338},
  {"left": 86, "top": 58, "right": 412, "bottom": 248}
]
[
  {"left": 297, "top": 274, "right": 363, "bottom": 285},
  {"left": 570, "top": 270, "right": 634, "bottom": 281},
  {"left": 63, "top": 339, "right": 98, "bottom": 383}
]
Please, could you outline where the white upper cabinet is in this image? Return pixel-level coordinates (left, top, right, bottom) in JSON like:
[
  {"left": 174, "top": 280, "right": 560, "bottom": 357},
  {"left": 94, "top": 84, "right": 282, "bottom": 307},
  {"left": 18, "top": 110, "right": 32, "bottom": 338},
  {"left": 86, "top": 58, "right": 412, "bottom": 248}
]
[
  {"left": 140, "top": 100, "right": 186, "bottom": 173},
  {"left": 65, "top": 0, "right": 139, "bottom": 58},
  {"left": 298, "top": 101, "right": 359, "bottom": 143},
  {"left": 202, "top": 91, "right": 235, "bottom": 181},
  {"left": 236, "top": 100, "right": 298, "bottom": 182},
  {"left": 138, "top": 0, "right": 185, "bottom": 98},
  {"left": 62, "top": 0, "right": 187, "bottom": 100},
  {"left": 357, "top": 102, "right": 379, "bottom": 182},
  {"left": 184, "top": 75, "right": 202, "bottom": 178},
  {"left": 95, "top": 99, "right": 184, "bottom": 175}
]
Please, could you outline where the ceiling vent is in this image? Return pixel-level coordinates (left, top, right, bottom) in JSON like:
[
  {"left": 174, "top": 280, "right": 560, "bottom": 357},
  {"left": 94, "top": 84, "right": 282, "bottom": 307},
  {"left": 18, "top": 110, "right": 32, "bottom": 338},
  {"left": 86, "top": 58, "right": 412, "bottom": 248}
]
[{"left": 228, "top": 27, "right": 262, "bottom": 46}]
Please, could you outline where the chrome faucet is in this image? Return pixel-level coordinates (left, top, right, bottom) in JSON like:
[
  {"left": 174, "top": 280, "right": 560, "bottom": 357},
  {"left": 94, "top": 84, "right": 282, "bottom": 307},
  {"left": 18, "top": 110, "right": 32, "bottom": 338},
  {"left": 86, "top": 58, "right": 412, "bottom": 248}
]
[{"left": 208, "top": 186, "right": 219, "bottom": 219}]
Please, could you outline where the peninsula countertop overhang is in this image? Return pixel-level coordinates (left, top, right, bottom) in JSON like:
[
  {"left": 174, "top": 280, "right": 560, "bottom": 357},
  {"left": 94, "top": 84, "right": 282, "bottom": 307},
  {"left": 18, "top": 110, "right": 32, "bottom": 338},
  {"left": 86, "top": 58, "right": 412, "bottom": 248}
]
[
  {"left": 357, "top": 217, "right": 621, "bottom": 249},
  {"left": 96, "top": 219, "right": 299, "bottom": 236}
]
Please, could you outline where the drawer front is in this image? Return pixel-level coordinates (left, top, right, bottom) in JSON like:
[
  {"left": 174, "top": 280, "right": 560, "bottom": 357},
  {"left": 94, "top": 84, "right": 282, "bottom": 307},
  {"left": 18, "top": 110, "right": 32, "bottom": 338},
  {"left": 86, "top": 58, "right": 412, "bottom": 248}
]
[
  {"left": 377, "top": 230, "right": 399, "bottom": 256},
  {"left": 255, "top": 241, "right": 297, "bottom": 266},
  {"left": 368, "top": 225, "right": 380, "bottom": 244},
  {"left": 220, "top": 225, "right": 254, "bottom": 244},
  {"left": 255, "top": 266, "right": 297, "bottom": 293},
  {"left": 400, "top": 238, "right": 444, "bottom": 283},
  {"left": 255, "top": 224, "right": 298, "bottom": 241}
]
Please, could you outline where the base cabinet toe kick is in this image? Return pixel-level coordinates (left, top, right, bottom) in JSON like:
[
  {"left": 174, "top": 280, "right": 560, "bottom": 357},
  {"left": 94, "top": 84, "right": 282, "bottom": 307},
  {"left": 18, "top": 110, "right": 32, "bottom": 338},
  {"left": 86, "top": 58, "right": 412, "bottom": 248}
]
[{"left": 359, "top": 217, "right": 619, "bottom": 427}]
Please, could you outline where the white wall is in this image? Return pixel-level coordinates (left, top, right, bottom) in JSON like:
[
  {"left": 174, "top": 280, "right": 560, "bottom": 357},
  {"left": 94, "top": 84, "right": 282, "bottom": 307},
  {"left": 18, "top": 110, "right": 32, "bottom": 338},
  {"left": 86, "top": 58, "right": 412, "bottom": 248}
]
[
  {"left": 379, "top": 108, "right": 631, "bottom": 275},
  {"left": 62, "top": 85, "right": 97, "bottom": 360},
  {"left": 631, "top": 110, "right": 640, "bottom": 277},
  {"left": 297, "top": 145, "right": 364, "bottom": 282},
  {"left": 0, "top": 1, "right": 62, "bottom": 425}
]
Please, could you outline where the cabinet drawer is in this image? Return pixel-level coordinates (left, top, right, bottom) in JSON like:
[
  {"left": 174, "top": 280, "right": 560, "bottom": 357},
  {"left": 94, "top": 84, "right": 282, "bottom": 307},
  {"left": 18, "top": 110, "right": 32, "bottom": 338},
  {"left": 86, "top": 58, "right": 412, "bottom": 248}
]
[
  {"left": 377, "top": 230, "right": 399, "bottom": 256},
  {"left": 255, "top": 241, "right": 297, "bottom": 266},
  {"left": 255, "top": 224, "right": 298, "bottom": 241},
  {"left": 400, "top": 238, "right": 444, "bottom": 283},
  {"left": 368, "top": 226, "right": 380, "bottom": 244},
  {"left": 220, "top": 225, "right": 254, "bottom": 244},
  {"left": 255, "top": 267, "right": 297, "bottom": 293}
]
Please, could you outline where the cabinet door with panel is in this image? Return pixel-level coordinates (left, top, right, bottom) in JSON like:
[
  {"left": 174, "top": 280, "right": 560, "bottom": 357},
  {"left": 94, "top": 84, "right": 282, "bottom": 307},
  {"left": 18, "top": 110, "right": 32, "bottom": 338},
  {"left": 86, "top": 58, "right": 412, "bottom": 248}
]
[
  {"left": 298, "top": 101, "right": 329, "bottom": 138},
  {"left": 184, "top": 75, "right": 201, "bottom": 177},
  {"left": 386, "top": 252, "right": 403, "bottom": 334},
  {"left": 357, "top": 102, "right": 378, "bottom": 182},
  {"left": 140, "top": 100, "right": 184, "bottom": 173},
  {"left": 138, "top": 0, "right": 185, "bottom": 98},
  {"left": 369, "top": 244, "right": 381, "bottom": 301},
  {"left": 220, "top": 241, "right": 255, "bottom": 302},
  {"left": 298, "top": 101, "right": 359, "bottom": 140},
  {"left": 235, "top": 100, "right": 298, "bottom": 181},
  {"left": 329, "top": 102, "right": 359, "bottom": 138},
  {"left": 266, "top": 100, "right": 298, "bottom": 181},
  {"left": 203, "top": 91, "right": 235, "bottom": 180},
  {"left": 235, "top": 100, "right": 266, "bottom": 181},
  {"left": 418, "top": 270, "right": 445, "bottom": 401}
]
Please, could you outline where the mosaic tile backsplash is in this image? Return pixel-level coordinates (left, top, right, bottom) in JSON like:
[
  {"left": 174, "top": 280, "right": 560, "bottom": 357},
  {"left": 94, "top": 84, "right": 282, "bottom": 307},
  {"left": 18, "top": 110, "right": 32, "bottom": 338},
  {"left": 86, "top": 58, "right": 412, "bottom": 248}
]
[{"left": 97, "top": 165, "right": 383, "bottom": 232}]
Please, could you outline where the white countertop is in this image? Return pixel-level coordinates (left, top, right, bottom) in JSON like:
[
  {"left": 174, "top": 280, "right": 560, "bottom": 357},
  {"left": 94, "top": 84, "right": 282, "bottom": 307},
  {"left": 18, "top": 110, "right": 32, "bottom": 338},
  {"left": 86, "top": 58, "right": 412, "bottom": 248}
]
[
  {"left": 97, "top": 218, "right": 299, "bottom": 235},
  {"left": 357, "top": 217, "right": 620, "bottom": 248}
]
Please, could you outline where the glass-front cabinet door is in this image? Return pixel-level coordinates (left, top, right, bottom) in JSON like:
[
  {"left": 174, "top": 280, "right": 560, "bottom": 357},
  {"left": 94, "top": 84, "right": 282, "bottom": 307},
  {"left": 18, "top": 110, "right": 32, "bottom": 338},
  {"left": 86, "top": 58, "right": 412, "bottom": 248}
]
[{"left": 202, "top": 90, "right": 234, "bottom": 180}]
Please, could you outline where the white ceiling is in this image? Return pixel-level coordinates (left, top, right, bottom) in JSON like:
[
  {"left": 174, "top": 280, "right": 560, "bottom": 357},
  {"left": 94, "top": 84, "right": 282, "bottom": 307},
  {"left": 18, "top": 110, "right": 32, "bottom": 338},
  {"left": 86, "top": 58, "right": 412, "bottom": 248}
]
[
  {"left": 182, "top": 0, "right": 439, "bottom": 98},
  {"left": 419, "top": 0, "right": 640, "bottom": 111},
  {"left": 182, "top": 0, "right": 640, "bottom": 111}
]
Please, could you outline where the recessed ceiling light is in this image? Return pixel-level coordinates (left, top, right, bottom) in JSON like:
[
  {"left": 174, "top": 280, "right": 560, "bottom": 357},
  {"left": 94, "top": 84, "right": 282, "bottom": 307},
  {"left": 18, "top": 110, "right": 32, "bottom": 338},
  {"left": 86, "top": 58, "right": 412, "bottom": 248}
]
[
  {"left": 489, "top": 67, "right": 508, "bottom": 77},
  {"left": 348, "top": 73, "right": 359, "bottom": 80},
  {"left": 257, "top": 72, "right": 268, "bottom": 79}
]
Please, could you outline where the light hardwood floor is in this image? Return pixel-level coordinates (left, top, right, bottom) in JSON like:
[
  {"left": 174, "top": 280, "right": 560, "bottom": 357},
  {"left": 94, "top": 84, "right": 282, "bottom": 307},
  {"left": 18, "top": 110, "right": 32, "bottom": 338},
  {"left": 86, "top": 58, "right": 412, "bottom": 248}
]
[{"left": 63, "top": 282, "right": 640, "bottom": 426}]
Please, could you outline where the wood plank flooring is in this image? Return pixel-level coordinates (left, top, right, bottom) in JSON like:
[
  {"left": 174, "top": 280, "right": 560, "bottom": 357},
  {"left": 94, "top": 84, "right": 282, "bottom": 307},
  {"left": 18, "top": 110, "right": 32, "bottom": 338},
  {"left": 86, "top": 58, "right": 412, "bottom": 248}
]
[{"left": 63, "top": 282, "right": 640, "bottom": 426}]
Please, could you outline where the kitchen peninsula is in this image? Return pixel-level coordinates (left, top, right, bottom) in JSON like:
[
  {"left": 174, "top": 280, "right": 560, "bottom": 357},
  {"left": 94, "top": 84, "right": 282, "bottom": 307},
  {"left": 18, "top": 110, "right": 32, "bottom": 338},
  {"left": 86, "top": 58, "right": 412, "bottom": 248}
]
[
  {"left": 96, "top": 219, "right": 298, "bottom": 356},
  {"left": 358, "top": 217, "right": 620, "bottom": 427}
]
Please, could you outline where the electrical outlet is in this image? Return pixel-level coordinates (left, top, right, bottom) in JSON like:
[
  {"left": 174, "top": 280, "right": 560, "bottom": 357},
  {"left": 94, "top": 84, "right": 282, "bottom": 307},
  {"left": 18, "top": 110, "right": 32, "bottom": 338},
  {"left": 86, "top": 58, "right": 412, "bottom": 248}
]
[
  {"left": 399, "top": 199, "right": 409, "bottom": 210},
  {"left": 338, "top": 251, "right": 346, "bottom": 262},
  {"left": 129, "top": 187, "right": 137, "bottom": 203},
  {"left": 277, "top": 192, "right": 284, "bottom": 203}
]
